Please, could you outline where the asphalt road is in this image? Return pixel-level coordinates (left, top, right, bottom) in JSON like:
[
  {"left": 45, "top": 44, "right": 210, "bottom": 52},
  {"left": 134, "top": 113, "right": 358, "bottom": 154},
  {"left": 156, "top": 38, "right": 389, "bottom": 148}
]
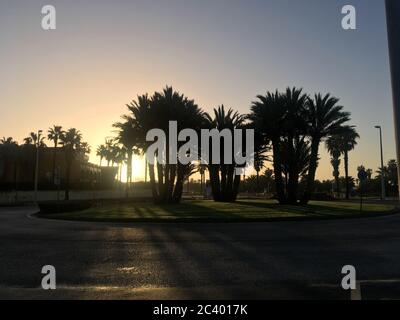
[{"left": 1, "top": 206, "right": 400, "bottom": 300}]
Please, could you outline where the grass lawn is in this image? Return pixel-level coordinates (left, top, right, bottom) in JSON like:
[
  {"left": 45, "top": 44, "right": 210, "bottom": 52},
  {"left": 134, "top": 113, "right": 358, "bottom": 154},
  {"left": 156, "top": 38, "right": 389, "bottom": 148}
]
[{"left": 39, "top": 199, "right": 397, "bottom": 223}]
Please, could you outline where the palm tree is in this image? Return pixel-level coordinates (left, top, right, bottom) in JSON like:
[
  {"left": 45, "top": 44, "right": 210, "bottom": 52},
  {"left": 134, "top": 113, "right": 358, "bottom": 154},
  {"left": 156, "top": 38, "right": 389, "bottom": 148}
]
[
  {"left": 254, "top": 150, "right": 268, "bottom": 194},
  {"left": 205, "top": 105, "right": 246, "bottom": 202},
  {"left": 127, "top": 87, "right": 206, "bottom": 204},
  {"left": 249, "top": 87, "right": 309, "bottom": 205},
  {"left": 326, "top": 134, "right": 342, "bottom": 197},
  {"left": 301, "top": 93, "right": 350, "bottom": 204},
  {"left": 26, "top": 132, "right": 46, "bottom": 147},
  {"left": 47, "top": 125, "right": 64, "bottom": 185},
  {"left": 337, "top": 126, "right": 360, "bottom": 199},
  {"left": 104, "top": 139, "right": 115, "bottom": 167},
  {"left": 60, "top": 128, "right": 82, "bottom": 200},
  {"left": 23, "top": 137, "right": 33, "bottom": 145},
  {"left": 96, "top": 144, "right": 107, "bottom": 166},
  {"left": 281, "top": 87, "right": 309, "bottom": 204},
  {"left": 79, "top": 142, "right": 91, "bottom": 156},
  {"left": 249, "top": 91, "right": 287, "bottom": 204}
]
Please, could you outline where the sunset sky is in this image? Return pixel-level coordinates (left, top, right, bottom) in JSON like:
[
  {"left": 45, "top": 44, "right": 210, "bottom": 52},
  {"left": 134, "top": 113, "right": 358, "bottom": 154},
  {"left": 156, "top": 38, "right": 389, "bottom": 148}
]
[{"left": 0, "top": 0, "right": 394, "bottom": 181}]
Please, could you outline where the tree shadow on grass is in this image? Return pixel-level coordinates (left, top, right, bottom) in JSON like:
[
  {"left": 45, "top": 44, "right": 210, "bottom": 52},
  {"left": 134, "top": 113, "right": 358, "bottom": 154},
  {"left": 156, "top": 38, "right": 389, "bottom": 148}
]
[
  {"left": 159, "top": 201, "right": 248, "bottom": 221},
  {"left": 235, "top": 200, "right": 381, "bottom": 218}
]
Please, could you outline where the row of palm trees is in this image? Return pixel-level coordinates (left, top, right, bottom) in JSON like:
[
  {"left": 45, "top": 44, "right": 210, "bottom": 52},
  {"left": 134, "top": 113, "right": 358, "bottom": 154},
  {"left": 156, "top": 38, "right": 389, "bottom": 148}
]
[
  {"left": 100, "top": 86, "right": 359, "bottom": 205},
  {"left": 0, "top": 126, "right": 88, "bottom": 200}
]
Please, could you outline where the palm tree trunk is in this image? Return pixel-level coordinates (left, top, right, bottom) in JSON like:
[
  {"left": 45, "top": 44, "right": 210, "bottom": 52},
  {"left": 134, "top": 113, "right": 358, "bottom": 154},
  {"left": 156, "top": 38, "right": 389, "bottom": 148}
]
[
  {"left": 172, "top": 164, "right": 185, "bottom": 203},
  {"left": 52, "top": 144, "right": 57, "bottom": 186},
  {"left": 148, "top": 163, "right": 158, "bottom": 201},
  {"left": 226, "top": 165, "right": 235, "bottom": 201},
  {"left": 301, "top": 138, "right": 320, "bottom": 204},
  {"left": 209, "top": 164, "right": 221, "bottom": 201},
  {"left": 272, "top": 140, "right": 286, "bottom": 204},
  {"left": 126, "top": 150, "right": 132, "bottom": 197},
  {"left": 168, "top": 165, "right": 177, "bottom": 202},
  {"left": 232, "top": 174, "right": 241, "bottom": 201},
  {"left": 344, "top": 150, "right": 350, "bottom": 200},
  {"left": 156, "top": 162, "right": 165, "bottom": 203},
  {"left": 256, "top": 169, "right": 260, "bottom": 194},
  {"left": 334, "top": 161, "right": 340, "bottom": 197},
  {"left": 65, "top": 162, "right": 71, "bottom": 201}
]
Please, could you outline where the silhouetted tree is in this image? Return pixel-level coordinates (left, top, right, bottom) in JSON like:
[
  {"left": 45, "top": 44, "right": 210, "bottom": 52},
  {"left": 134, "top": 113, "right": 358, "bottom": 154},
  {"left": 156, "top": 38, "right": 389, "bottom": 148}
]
[
  {"left": 127, "top": 87, "right": 206, "bottom": 204},
  {"left": 301, "top": 93, "right": 350, "bottom": 204},
  {"left": 60, "top": 128, "right": 83, "bottom": 200},
  {"left": 47, "top": 125, "right": 64, "bottom": 185},
  {"left": 205, "top": 106, "right": 246, "bottom": 202},
  {"left": 338, "top": 126, "right": 360, "bottom": 199},
  {"left": 326, "top": 135, "right": 342, "bottom": 197}
]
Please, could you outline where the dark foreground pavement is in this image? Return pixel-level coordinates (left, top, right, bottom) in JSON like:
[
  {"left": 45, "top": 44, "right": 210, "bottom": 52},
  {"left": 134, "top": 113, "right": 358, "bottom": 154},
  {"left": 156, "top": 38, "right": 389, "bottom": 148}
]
[{"left": 1, "top": 206, "right": 400, "bottom": 300}]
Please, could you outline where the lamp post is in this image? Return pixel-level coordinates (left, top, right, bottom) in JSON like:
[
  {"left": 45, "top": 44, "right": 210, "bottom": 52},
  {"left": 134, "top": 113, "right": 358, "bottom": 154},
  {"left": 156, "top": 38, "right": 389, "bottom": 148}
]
[
  {"left": 34, "top": 129, "right": 43, "bottom": 203},
  {"left": 386, "top": 0, "right": 400, "bottom": 200},
  {"left": 375, "top": 126, "right": 386, "bottom": 200}
]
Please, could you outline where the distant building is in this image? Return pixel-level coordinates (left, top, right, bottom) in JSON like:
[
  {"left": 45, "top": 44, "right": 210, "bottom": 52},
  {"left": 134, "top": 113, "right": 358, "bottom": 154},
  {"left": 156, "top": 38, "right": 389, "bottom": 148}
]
[{"left": 0, "top": 146, "right": 117, "bottom": 190}]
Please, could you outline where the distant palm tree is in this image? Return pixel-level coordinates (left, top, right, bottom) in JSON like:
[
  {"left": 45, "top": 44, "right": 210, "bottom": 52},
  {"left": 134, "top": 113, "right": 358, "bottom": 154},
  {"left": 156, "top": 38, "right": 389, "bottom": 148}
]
[
  {"left": 47, "top": 125, "right": 64, "bottom": 185},
  {"left": 338, "top": 126, "right": 360, "bottom": 199},
  {"left": 113, "top": 116, "right": 140, "bottom": 197},
  {"left": 104, "top": 139, "right": 115, "bottom": 167},
  {"left": 254, "top": 150, "right": 268, "bottom": 194},
  {"left": 60, "top": 128, "right": 82, "bottom": 200},
  {"left": 26, "top": 132, "right": 46, "bottom": 147},
  {"left": 301, "top": 93, "right": 350, "bottom": 204},
  {"left": 23, "top": 137, "right": 33, "bottom": 145},
  {"left": 326, "top": 135, "right": 342, "bottom": 197},
  {"left": 80, "top": 142, "right": 91, "bottom": 156},
  {"left": 96, "top": 144, "right": 107, "bottom": 166}
]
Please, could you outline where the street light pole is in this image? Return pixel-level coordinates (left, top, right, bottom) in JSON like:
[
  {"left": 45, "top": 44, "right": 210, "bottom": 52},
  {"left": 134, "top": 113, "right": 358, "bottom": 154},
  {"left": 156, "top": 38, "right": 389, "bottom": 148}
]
[
  {"left": 386, "top": 0, "right": 400, "bottom": 200},
  {"left": 375, "top": 126, "right": 386, "bottom": 200},
  {"left": 34, "top": 130, "right": 43, "bottom": 203}
]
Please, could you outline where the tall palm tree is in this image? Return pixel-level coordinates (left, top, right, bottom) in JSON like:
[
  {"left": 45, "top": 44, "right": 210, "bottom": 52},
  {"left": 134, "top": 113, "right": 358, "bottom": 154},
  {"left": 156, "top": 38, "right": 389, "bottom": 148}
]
[
  {"left": 249, "top": 91, "right": 287, "bottom": 204},
  {"left": 326, "top": 134, "right": 342, "bottom": 197},
  {"left": 281, "top": 87, "right": 309, "bottom": 204},
  {"left": 47, "top": 125, "right": 64, "bottom": 185},
  {"left": 337, "top": 126, "right": 360, "bottom": 199},
  {"left": 301, "top": 93, "right": 350, "bottom": 204},
  {"left": 60, "top": 128, "right": 82, "bottom": 200}
]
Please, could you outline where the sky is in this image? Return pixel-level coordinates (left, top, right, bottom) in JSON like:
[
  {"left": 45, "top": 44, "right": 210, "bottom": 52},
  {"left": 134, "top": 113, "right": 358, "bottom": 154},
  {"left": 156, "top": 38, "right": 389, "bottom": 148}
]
[{"left": 0, "top": 0, "right": 395, "bottom": 181}]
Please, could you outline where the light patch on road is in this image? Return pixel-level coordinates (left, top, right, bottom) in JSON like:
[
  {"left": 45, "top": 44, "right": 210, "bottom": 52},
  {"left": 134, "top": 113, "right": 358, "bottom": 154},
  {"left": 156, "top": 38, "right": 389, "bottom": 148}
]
[{"left": 117, "top": 267, "right": 141, "bottom": 274}]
